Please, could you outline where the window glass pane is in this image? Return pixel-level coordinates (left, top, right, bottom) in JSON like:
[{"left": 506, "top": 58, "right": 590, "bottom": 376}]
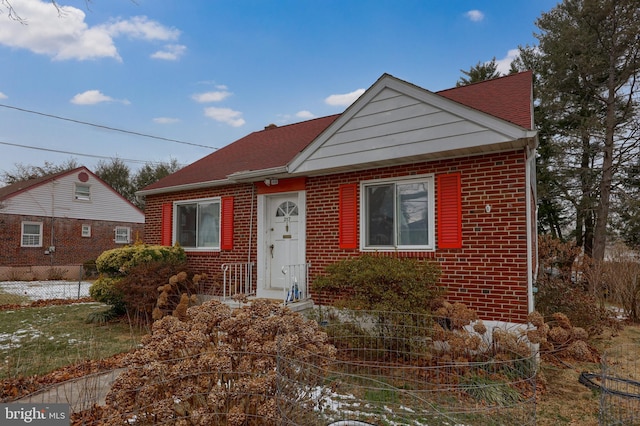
[
  {"left": 75, "top": 184, "right": 90, "bottom": 200},
  {"left": 365, "top": 184, "right": 394, "bottom": 246},
  {"left": 115, "top": 227, "right": 130, "bottom": 243},
  {"left": 197, "top": 202, "right": 220, "bottom": 247},
  {"left": 276, "top": 201, "right": 298, "bottom": 217},
  {"left": 177, "top": 204, "right": 197, "bottom": 247},
  {"left": 22, "top": 223, "right": 41, "bottom": 246},
  {"left": 24, "top": 224, "right": 40, "bottom": 234},
  {"left": 397, "top": 182, "right": 429, "bottom": 245}
]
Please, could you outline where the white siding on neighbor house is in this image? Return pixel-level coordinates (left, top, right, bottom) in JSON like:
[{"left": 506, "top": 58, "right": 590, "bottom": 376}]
[
  {"left": 2, "top": 171, "right": 144, "bottom": 223},
  {"left": 290, "top": 77, "right": 535, "bottom": 175}
]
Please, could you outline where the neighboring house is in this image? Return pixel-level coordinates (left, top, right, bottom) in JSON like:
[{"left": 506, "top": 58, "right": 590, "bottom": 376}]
[
  {"left": 0, "top": 166, "right": 145, "bottom": 280},
  {"left": 138, "top": 73, "right": 538, "bottom": 323}
]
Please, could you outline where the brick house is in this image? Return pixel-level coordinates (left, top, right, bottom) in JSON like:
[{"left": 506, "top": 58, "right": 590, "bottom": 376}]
[
  {"left": 138, "top": 73, "right": 538, "bottom": 323},
  {"left": 0, "top": 166, "right": 145, "bottom": 280}
]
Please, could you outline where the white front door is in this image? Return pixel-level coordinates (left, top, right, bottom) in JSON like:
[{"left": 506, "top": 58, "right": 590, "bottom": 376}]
[{"left": 257, "top": 192, "right": 305, "bottom": 299}]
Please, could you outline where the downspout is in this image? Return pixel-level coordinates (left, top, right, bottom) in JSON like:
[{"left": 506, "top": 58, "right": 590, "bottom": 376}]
[
  {"left": 248, "top": 184, "right": 255, "bottom": 264},
  {"left": 50, "top": 180, "right": 57, "bottom": 267},
  {"left": 525, "top": 145, "right": 537, "bottom": 313}
]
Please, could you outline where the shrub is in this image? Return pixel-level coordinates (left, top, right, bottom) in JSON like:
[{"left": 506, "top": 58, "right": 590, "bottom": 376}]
[
  {"left": 111, "top": 261, "right": 204, "bottom": 325},
  {"left": 82, "top": 259, "right": 98, "bottom": 278},
  {"left": 312, "top": 254, "right": 443, "bottom": 314},
  {"left": 535, "top": 236, "right": 614, "bottom": 335},
  {"left": 46, "top": 267, "right": 68, "bottom": 280},
  {"left": 89, "top": 277, "right": 126, "bottom": 316},
  {"left": 103, "top": 299, "right": 337, "bottom": 425},
  {"left": 95, "top": 244, "right": 186, "bottom": 276},
  {"left": 593, "top": 243, "right": 640, "bottom": 322}
]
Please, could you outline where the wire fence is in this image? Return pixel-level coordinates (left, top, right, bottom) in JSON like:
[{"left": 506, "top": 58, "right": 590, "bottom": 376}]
[
  {"left": 599, "top": 344, "right": 640, "bottom": 425},
  {"left": 5, "top": 304, "right": 538, "bottom": 425},
  {"left": 0, "top": 279, "right": 91, "bottom": 304},
  {"left": 286, "top": 307, "right": 538, "bottom": 426}
]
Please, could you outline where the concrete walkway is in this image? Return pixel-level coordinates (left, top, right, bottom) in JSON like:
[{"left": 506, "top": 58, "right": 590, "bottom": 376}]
[{"left": 14, "top": 368, "right": 125, "bottom": 413}]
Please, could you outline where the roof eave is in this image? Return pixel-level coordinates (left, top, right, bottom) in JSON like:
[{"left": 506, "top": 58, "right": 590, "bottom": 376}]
[
  {"left": 136, "top": 166, "right": 291, "bottom": 197},
  {"left": 226, "top": 166, "right": 289, "bottom": 183},
  {"left": 136, "top": 179, "right": 231, "bottom": 197}
]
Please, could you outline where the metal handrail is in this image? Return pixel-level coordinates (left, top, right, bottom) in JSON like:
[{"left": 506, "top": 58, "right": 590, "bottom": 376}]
[
  {"left": 282, "top": 263, "right": 310, "bottom": 305},
  {"left": 221, "top": 262, "right": 255, "bottom": 300}
]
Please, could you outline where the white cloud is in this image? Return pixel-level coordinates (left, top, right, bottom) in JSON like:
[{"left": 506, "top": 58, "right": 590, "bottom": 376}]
[
  {"left": 204, "top": 107, "right": 245, "bottom": 127},
  {"left": 465, "top": 10, "right": 485, "bottom": 22},
  {"left": 101, "top": 16, "right": 180, "bottom": 41},
  {"left": 296, "top": 110, "right": 315, "bottom": 119},
  {"left": 0, "top": 0, "right": 181, "bottom": 61},
  {"left": 151, "top": 44, "right": 186, "bottom": 60},
  {"left": 0, "top": 92, "right": 7, "bottom": 99},
  {"left": 495, "top": 49, "right": 520, "bottom": 74},
  {"left": 325, "top": 89, "right": 365, "bottom": 107},
  {"left": 70, "top": 90, "right": 129, "bottom": 105},
  {"left": 153, "top": 117, "right": 180, "bottom": 124},
  {"left": 191, "top": 91, "right": 232, "bottom": 103}
]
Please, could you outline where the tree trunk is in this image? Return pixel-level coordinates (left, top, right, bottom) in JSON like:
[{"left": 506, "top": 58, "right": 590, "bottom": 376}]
[{"left": 592, "top": 65, "right": 618, "bottom": 262}]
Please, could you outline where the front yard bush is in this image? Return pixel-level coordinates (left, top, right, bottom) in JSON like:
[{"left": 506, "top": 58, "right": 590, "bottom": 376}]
[
  {"left": 91, "top": 244, "right": 197, "bottom": 325},
  {"left": 535, "top": 235, "right": 615, "bottom": 335},
  {"left": 312, "top": 254, "right": 443, "bottom": 314},
  {"left": 89, "top": 276, "right": 126, "bottom": 315},
  {"left": 103, "top": 299, "right": 337, "bottom": 424},
  {"left": 116, "top": 261, "right": 204, "bottom": 324},
  {"left": 95, "top": 244, "right": 186, "bottom": 276}
]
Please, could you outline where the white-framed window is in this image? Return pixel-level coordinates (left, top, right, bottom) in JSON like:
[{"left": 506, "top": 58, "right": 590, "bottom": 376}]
[
  {"left": 114, "top": 226, "right": 131, "bottom": 244},
  {"left": 361, "top": 175, "right": 435, "bottom": 251},
  {"left": 175, "top": 198, "right": 221, "bottom": 249},
  {"left": 21, "top": 221, "right": 43, "bottom": 247},
  {"left": 74, "top": 183, "right": 91, "bottom": 201},
  {"left": 81, "top": 224, "right": 92, "bottom": 237}
]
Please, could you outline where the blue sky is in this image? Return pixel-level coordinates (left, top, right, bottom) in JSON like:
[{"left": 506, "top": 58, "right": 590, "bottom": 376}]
[{"left": 0, "top": 0, "right": 557, "bottom": 183}]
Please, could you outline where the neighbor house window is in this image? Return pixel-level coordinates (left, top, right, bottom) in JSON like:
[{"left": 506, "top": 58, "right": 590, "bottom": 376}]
[
  {"left": 175, "top": 198, "right": 220, "bottom": 249},
  {"left": 114, "top": 226, "right": 131, "bottom": 244},
  {"left": 361, "top": 175, "right": 434, "bottom": 250},
  {"left": 75, "top": 183, "right": 91, "bottom": 201},
  {"left": 21, "top": 222, "right": 43, "bottom": 247},
  {"left": 81, "top": 224, "right": 91, "bottom": 237}
]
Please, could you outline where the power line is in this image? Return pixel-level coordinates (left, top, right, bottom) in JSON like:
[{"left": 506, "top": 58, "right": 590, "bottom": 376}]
[
  {"left": 0, "top": 103, "right": 217, "bottom": 150},
  {"left": 0, "top": 140, "right": 185, "bottom": 167}
]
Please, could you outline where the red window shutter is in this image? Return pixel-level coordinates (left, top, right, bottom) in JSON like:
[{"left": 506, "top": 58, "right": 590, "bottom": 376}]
[
  {"left": 437, "top": 173, "right": 462, "bottom": 249},
  {"left": 221, "top": 196, "right": 234, "bottom": 250},
  {"left": 161, "top": 203, "right": 173, "bottom": 246},
  {"left": 339, "top": 184, "right": 358, "bottom": 249}
]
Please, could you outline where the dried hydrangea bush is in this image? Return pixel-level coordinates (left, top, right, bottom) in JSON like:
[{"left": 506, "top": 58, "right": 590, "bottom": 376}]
[{"left": 102, "top": 299, "right": 336, "bottom": 425}]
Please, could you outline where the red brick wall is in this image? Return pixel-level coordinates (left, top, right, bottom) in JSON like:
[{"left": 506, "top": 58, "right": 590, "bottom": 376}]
[
  {"left": 144, "top": 184, "right": 257, "bottom": 291},
  {"left": 0, "top": 214, "right": 144, "bottom": 268},
  {"left": 305, "top": 150, "right": 530, "bottom": 323},
  {"left": 143, "top": 150, "right": 532, "bottom": 322}
]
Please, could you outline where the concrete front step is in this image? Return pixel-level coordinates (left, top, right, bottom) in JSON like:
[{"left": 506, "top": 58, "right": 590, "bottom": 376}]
[{"left": 198, "top": 294, "right": 314, "bottom": 313}]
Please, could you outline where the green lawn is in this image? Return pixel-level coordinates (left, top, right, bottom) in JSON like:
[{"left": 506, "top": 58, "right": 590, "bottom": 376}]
[{"left": 0, "top": 302, "right": 144, "bottom": 378}]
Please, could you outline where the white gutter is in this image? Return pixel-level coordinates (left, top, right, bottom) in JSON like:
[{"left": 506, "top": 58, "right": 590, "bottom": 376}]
[
  {"left": 136, "top": 166, "right": 290, "bottom": 198},
  {"left": 136, "top": 179, "right": 230, "bottom": 197},
  {"left": 226, "top": 166, "right": 289, "bottom": 182}
]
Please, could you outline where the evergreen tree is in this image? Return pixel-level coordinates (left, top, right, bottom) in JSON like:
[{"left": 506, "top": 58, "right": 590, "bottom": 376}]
[{"left": 456, "top": 57, "right": 501, "bottom": 87}]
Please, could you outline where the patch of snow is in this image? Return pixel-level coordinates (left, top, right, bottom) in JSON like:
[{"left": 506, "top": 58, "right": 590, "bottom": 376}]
[{"left": 0, "top": 280, "right": 92, "bottom": 301}]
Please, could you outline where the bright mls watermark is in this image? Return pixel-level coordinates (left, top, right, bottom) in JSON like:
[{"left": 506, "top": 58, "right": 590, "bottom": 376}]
[{"left": 1, "top": 404, "right": 68, "bottom": 425}]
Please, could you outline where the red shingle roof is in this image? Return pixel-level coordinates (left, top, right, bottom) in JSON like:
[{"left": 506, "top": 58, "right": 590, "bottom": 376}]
[
  {"left": 0, "top": 167, "right": 80, "bottom": 200},
  {"left": 143, "top": 72, "right": 533, "bottom": 192},
  {"left": 437, "top": 71, "right": 533, "bottom": 129},
  {"left": 143, "top": 115, "right": 340, "bottom": 191}
]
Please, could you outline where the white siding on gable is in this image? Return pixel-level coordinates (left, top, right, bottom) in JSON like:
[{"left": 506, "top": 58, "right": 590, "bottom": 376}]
[
  {"left": 2, "top": 171, "right": 144, "bottom": 223},
  {"left": 290, "top": 77, "right": 536, "bottom": 175}
]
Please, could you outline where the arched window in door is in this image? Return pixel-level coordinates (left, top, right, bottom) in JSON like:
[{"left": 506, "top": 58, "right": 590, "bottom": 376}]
[{"left": 276, "top": 201, "right": 298, "bottom": 217}]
